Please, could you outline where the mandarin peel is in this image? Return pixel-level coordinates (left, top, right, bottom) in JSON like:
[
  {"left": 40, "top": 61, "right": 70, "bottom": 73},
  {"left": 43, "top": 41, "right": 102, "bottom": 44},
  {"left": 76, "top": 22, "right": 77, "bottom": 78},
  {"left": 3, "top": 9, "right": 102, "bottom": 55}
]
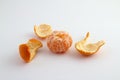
[
  {"left": 75, "top": 32, "right": 105, "bottom": 56},
  {"left": 19, "top": 38, "right": 43, "bottom": 62},
  {"left": 34, "top": 24, "right": 52, "bottom": 39}
]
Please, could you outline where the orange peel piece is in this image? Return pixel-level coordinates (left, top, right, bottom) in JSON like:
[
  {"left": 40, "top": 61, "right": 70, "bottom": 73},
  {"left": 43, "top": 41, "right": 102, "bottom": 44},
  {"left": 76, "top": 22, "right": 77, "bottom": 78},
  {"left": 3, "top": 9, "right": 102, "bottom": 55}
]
[
  {"left": 75, "top": 32, "right": 105, "bottom": 56},
  {"left": 34, "top": 24, "right": 52, "bottom": 39},
  {"left": 19, "top": 38, "right": 43, "bottom": 62}
]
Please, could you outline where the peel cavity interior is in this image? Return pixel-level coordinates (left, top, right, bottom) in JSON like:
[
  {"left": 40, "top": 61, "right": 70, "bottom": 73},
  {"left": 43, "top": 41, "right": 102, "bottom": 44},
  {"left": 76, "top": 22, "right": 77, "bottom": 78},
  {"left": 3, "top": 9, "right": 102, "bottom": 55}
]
[
  {"left": 34, "top": 24, "right": 52, "bottom": 39},
  {"left": 19, "top": 38, "right": 43, "bottom": 62},
  {"left": 75, "top": 32, "right": 105, "bottom": 56}
]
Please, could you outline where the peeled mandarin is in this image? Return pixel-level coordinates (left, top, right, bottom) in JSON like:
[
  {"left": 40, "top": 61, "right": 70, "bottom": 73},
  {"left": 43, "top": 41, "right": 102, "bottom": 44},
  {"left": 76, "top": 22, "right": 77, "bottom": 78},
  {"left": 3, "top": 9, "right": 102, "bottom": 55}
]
[{"left": 47, "top": 31, "right": 72, "bottom": 53}]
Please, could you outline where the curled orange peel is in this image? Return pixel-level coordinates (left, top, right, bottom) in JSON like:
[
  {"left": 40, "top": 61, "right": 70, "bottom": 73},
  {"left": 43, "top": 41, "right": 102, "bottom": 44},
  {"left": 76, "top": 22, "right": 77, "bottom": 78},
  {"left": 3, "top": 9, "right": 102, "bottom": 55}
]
[
  {"left": 19, "top": 38, "right": 43, "bottom": 62},
  {"left": 75, "top": 32, "right": 105, "bottom": 56},
  {"left": 34, "top": 24, "right": 52, "bottom": 39}
]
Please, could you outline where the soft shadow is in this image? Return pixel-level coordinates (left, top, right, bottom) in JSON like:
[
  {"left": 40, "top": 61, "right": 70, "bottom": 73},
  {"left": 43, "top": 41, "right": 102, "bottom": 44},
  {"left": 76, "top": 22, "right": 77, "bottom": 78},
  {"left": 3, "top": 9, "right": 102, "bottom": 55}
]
[
  {"left": 66, "top": 46, "right": 97, "bottom": 60},
  {"left": 6, "top": 51, "right": 32, "bottom": 68},
  {"left": 25, "top": 32, "right": 47, "bottom": 42}
]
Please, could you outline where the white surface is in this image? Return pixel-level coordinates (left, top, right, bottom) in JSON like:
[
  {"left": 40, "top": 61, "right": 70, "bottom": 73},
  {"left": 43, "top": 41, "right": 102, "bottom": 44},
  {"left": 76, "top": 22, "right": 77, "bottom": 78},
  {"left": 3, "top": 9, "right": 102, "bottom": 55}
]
[{"left": 0, "top": 0, "right": 120, "bottom": 80}]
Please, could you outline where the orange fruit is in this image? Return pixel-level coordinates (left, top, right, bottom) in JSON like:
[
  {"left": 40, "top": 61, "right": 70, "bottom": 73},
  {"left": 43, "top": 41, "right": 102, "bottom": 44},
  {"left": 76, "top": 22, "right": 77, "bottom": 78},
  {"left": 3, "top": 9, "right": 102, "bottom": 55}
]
[
  {"left": 19, "top": 38, "right": 43, "bottom": 62},
  {"left": 34, "top": 24, "right": 52, "bottom": 39},
  {"left": 75, "top": 32, "right": 105, "bottom": 56},
  {"left": 47, "top": 31, "right": 72, "bottom": 53}
]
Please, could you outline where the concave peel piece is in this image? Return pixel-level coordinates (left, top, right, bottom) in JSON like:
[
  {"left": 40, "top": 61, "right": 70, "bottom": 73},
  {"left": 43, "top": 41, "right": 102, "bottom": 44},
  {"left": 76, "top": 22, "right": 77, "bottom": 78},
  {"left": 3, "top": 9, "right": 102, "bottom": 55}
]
[
  {"left": 19, "top": 39, "right": 43, "bottom": 62},
  {"left": 75, "top": 32, "right": 105, "bottom": 56},
  {"left": 34, "top": 24, "right": 52, "bottom": 39}
]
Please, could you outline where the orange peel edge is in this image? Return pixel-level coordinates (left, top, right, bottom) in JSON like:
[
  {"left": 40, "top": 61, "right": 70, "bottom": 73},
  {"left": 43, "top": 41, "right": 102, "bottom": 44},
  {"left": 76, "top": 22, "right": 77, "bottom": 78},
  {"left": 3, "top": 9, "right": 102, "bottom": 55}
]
[
  {"left": 19, "top": 38, "right": 43, "bottom": 63},
  {"left": 75, "top": 32, "right": 105, "bottom": 56}
]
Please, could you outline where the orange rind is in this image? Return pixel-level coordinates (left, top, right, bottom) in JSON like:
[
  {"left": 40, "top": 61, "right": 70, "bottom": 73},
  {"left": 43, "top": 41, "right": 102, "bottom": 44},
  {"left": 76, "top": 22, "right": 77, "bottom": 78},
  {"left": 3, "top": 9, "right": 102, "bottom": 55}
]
[
  {"left": 19, "top": 38, "right": 43, "bottom": 62},
  {"left": 34, "top": 24, "right": 52, "bottom": 39},
  {"left": 75, "top": 32, "right": 105, "bottom": 56},
  {"left": 47, "top": 31, "right": 72, "bottom": 53}
]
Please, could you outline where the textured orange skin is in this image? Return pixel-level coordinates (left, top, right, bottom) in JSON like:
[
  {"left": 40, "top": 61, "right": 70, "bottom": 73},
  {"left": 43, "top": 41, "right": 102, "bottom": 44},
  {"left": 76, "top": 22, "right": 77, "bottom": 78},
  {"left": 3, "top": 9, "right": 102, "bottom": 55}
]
[
  {"left": 19, "top": 38, "right": 43, "bottom": 63},
  {"left": 47, "top": 31, "right": 72, "bottom": 53}
]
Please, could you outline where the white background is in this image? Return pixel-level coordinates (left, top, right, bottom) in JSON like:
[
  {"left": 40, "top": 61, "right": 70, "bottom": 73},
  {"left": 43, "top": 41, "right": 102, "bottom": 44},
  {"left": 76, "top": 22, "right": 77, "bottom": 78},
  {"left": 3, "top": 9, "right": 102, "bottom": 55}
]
[{"left": 0, "top": 0, "right": 120, "bottom": 80}]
